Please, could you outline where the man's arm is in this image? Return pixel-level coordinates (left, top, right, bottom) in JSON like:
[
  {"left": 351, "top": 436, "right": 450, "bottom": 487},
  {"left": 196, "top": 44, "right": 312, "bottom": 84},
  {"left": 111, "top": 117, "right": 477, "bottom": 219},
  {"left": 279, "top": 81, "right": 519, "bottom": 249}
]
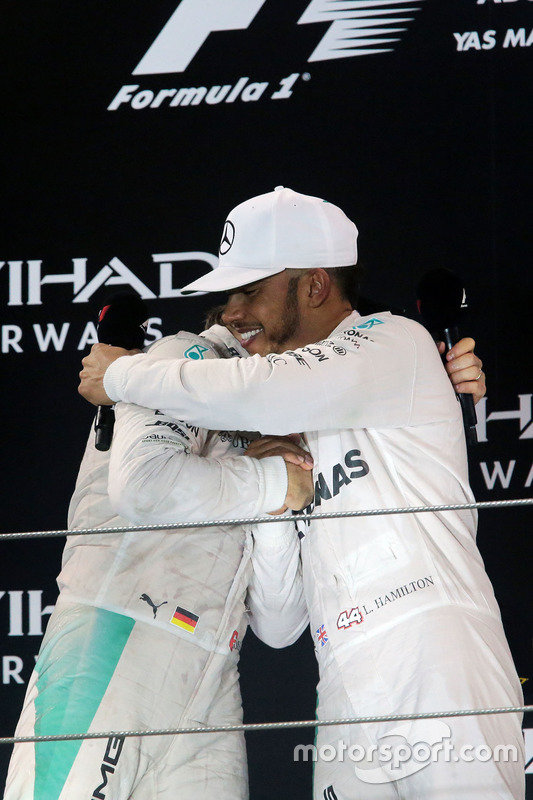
[
  {"left": 108, "top": 330, "right": 318, "bottom": 521},
  {"left": 79, "top": 332, "right": 485, "bottom": 404},
  {"left": 107, "top": 330, "right": 316, "bottom": 522},
  {"left": 246, "top": 436, "right": 310, "bottom": 648},
  {"left": 108, "top": 402, "right": 290, "bottom": 523},
  {"left": 247, "top": 521, "right": 309, "bottom": 647},
  {"left": 79, "top": 315, "right": 461, "bottom": 435}
]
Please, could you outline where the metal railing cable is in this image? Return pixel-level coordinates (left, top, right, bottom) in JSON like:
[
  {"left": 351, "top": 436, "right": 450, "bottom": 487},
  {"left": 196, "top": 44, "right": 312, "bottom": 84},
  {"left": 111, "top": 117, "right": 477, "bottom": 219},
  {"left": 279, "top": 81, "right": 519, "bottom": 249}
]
[
  {"left": 1, "top": 498, "right": 532, "bottom": 540},
  {"left": 2, "top": 705, "right": 532, "bottom": 746},
  {"left": 2, "top": 497, "right": 530, "bottom": 747}
]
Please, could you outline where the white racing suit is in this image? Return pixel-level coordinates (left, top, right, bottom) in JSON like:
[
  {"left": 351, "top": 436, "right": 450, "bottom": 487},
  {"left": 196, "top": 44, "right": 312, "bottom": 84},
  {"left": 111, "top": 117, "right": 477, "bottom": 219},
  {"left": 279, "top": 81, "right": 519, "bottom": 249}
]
[
  {"left": 101, "top": 310, "right": 525, "bottom": 800},
  {"left": 4, "top": 325, "right": 288, "bottom": 800}
]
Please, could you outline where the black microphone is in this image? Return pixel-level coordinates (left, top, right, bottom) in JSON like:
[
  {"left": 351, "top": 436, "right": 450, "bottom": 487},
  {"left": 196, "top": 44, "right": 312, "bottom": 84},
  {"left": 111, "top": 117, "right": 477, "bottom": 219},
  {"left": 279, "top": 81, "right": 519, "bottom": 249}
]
[
  {"left": 416, "top": 268, "right": 478, "bottom": 446},
  {"left": 94, "top": 293, "right": 148, "bottom": 452}
]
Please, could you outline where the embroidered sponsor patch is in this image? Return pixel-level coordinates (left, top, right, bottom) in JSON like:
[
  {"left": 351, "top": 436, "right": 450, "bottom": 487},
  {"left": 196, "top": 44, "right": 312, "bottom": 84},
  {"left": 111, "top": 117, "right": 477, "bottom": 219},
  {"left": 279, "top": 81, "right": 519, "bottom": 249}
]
[
  {"left": 184, "top": 344, "right": 209, "bottom": 360},
  {"left": 171, "top": 606, "right": 199, "bottom": 633},
  {"left": 356, "top": 318, "right": 384, "bottom": 329}
]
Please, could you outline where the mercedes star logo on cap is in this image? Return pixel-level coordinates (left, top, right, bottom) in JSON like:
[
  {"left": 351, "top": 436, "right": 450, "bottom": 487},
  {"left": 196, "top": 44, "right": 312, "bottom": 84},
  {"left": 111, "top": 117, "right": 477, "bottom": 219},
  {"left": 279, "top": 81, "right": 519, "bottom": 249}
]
[{"left": 219, "top": 220, "right": 235, "bottom": 255}]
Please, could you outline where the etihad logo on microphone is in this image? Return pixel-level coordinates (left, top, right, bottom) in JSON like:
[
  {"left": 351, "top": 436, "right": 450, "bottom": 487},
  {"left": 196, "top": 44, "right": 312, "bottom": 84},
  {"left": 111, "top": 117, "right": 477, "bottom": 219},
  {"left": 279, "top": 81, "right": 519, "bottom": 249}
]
[{"left": 108, "top": 1, "right": 425, "bottom": 112}]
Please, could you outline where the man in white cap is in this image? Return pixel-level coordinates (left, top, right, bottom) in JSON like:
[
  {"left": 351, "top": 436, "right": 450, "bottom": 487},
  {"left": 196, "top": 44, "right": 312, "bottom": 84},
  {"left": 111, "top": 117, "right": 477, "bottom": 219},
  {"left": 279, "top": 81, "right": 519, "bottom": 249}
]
[{"left": 78, "top": 186, "right": 523, "bottom": 799}]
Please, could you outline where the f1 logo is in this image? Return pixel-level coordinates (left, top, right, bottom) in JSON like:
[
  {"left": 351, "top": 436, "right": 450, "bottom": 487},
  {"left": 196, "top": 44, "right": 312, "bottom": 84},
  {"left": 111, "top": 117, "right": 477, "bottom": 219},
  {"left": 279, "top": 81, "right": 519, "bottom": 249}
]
[
  {"left": 134, "top": 0, "right": 267, "bottom": 76},
  {"left": 133, "top": 0, "right": 424, "bottom": 76}
]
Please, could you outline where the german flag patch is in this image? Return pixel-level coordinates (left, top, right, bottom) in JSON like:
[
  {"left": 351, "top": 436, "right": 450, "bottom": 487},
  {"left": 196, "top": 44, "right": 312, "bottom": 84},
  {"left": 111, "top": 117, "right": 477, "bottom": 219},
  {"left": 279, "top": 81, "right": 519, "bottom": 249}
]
[{"left": 171, "top": 606, "right": 199, "bottom": 634}]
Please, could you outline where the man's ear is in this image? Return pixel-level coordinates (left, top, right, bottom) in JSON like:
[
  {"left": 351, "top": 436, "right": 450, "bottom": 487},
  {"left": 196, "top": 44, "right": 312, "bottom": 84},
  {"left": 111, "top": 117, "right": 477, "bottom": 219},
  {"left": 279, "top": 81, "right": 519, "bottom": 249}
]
[{"left": 306, "top": 269, "right": 331, "bottom": 307}]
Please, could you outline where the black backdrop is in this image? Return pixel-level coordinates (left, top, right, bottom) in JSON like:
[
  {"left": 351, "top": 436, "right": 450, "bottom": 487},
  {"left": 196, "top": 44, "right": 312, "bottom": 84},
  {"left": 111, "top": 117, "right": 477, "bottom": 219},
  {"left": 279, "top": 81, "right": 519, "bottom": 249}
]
[{"left": 1, "top": 1, "right": 532, "bottom": 796}]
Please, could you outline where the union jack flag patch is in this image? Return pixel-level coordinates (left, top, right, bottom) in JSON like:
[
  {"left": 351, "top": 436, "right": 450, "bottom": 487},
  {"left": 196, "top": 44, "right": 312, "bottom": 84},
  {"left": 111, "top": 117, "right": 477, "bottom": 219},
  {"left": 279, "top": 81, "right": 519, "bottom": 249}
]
[{"left": 316, "top": 624, "right": 329, "bottom": 648}]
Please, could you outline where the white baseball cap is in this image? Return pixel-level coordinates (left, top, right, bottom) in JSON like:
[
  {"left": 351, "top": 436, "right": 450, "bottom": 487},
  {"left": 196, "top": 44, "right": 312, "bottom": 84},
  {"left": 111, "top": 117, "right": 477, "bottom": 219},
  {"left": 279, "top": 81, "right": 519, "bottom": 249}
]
[{"left": 181, "top": 186, "right": 359, "bottom": 293}]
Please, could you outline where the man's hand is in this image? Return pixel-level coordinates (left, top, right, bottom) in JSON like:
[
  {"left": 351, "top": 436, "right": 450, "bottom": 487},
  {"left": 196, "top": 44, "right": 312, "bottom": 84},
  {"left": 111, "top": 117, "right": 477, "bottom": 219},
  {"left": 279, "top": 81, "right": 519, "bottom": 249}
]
[
  {"left": 438, "top": 337, "right": 485, "bottom": 405},
  {"left": 246, "top": 435, "right": 314, "bottom": 513},
  {"left": 78, "top": 343, "right": 138, "bottom": 406},
  {"left": 283, "top": 462, "right": 314, "bottom": 511},
  {"left": 246, "top": 434, "right": 314, "bottom": 468}
]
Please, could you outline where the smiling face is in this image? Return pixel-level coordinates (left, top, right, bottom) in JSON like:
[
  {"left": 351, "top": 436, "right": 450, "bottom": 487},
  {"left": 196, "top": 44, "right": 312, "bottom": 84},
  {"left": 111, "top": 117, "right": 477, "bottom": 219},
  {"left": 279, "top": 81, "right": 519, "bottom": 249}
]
[{"left": 221, "top": 271, "right": 305, "bottom": 356}]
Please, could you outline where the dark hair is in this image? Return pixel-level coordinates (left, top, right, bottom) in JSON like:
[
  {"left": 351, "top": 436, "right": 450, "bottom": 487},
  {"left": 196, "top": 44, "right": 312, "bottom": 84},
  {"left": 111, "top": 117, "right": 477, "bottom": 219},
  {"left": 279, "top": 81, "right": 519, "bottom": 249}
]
[
  {"left": 327, "top": 265, "right": 363, "bottom": 309},
  {"left": 203, "top": 304, "right": 226, "bottom": 330}
]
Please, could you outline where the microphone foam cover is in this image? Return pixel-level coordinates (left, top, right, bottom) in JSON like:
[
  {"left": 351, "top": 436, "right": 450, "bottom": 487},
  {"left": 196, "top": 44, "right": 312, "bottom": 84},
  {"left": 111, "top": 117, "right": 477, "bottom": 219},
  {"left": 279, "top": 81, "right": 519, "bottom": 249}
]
[
  {"left": 416, "top": 268, "right": 464, "bottom": 332},
  {"left": 97, "top": 293, "right": 148, "bottom": 349}
]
